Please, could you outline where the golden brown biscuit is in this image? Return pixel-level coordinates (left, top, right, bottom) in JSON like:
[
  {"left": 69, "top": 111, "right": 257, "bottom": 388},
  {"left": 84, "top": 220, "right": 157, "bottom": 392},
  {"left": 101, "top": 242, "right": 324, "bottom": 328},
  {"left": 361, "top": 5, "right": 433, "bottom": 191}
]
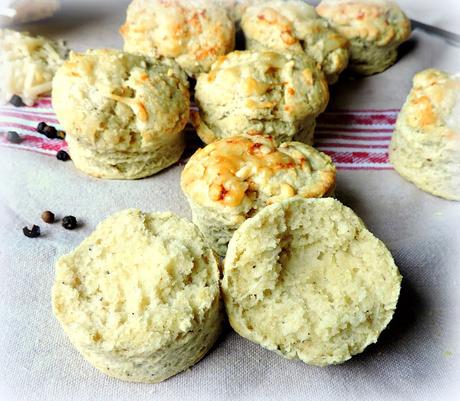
[
  {"left": 193, "top": 50, "right": 329, "bottom": 146},
  {"left": 120, "top": 0, "right": 235, "bottom": 77},
  {"left": 316, "top": 0, "right": 411, "bottom": 75},
  {"left": 241, "top": 0, "right": 349, "bottom": 84},
  {"left": 390, "top": 69, "right": 460, "bottom": 200},
  {"left": 52, "top": 49, "right": 190, "bottom": 179}
]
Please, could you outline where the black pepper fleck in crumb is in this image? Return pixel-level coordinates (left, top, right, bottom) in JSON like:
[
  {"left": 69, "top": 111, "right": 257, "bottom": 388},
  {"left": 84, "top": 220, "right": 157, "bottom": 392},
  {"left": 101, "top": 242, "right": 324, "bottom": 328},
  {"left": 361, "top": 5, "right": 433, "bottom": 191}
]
[
  {"left": 41, "top": 211, "right": 55, "bottom": 224},
  {"left": 9, "top": 95, "right": 25, "bottom": 107},
  {"left": 6, "top": 131, "right": 22, "bottom": 144},
  {"left": 62, "top": 215, "right": 77, "bottom": 229},
  {"left": 56, "top": 150, "right": 70, "bottom": 161},
  {"left": 23, "top": 225, "right": 41, "bottom": 238},
  {"left": 37, "top": 122, "right": 47, "bottom": 133}
]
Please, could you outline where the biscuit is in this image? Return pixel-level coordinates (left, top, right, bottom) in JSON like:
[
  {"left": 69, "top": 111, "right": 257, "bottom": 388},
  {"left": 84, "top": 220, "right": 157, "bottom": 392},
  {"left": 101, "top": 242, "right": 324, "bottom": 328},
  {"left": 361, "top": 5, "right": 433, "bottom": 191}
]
[
  {"left": 52, "top": 209, "right": 222, "bottom": 383},
  {"left": 389, "top": 69, "right": 460, "bottom": 201},
  {"left": 241, "top": 0, "right": 349, "bottom": 84},
  {"left": 216, "top": 0, "right": 271, "bottom": 24},
  {"left": 0, "top": 29, "right": 67, "bottom": 106},
  {"left": 181, "top": 133, "right": 336, "bottom": 256},
  {"left": 192, "top": 50, "right": 329, "bottom": 146},
  {"left": 316, "top": 0, "right": 411, "bottom": 75},
  {"left": 222, "top": 197, "right": 402, "bottom": 366},
  {"left": 52, "top": 49, "right": 190, "bottom": 180},
  {"left": 120, "top": 0, "right": 235, "bottom": 77}
]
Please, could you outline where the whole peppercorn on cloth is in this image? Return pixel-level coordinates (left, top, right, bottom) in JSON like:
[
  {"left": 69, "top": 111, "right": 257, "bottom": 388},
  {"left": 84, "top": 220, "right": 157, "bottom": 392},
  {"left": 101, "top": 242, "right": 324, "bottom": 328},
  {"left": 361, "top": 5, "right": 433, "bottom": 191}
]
[{"left": 0, "top": 1, "right": 459, "bottom": 401}]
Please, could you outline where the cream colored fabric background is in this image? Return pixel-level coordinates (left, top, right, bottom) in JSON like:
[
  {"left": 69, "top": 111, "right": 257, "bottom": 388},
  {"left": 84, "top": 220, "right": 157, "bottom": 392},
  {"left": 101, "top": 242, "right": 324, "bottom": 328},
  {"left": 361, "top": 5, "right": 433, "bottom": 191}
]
[{"left": 0, "top": 1, "right": 459, "bottom": 401}]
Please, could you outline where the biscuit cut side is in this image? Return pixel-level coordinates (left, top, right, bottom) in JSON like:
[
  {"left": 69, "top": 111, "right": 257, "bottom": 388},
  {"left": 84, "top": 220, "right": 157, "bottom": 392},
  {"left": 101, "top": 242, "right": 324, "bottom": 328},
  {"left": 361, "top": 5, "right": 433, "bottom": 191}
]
[
  {"left": 52, "top": 209, "right": 222, "bottom": 383},
  {"left": 222, "top": 197, "right": 401, "bottom": 366}
]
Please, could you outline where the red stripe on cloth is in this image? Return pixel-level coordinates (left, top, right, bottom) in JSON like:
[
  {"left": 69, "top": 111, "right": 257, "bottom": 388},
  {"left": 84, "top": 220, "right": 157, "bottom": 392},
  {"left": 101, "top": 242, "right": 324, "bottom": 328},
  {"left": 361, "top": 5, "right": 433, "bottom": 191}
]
[
  {"left": 0, "top": 111, "right": 59, "bottom": 126},
  {"left": 317, "top": 113, "right": 397, "bottom": 126},
  {"left": 0, "top": 121, "right": 47, "bottom": 132},
  {"left": 0, "top": 97, "right": 397, "bottom": 170},
  {"left": 323, "top": 150, "right": 389, "bottom": 164},
  {"left": 0, "top": 133, "right": 67, "bottom": 152},
  {"left": 317, "top": 143, "right": 389, "bottom": 149},
  {"left": 0, "top": 109, "right": 59, "bottom": 119},
  {"left": 338, "top": 166, "right": 393, "bottom": 170},
  {"left": 35, "top": 97, "right": 52, "bottom": 106},
  {"left": 315, "top": 133, "right": 392, "bottom": 141},
  {"left": 324, "top": 108, "right": 400, "bottom": 113},
  {"left": 316, "top": 127, "right": 394, "bottom": 133}
]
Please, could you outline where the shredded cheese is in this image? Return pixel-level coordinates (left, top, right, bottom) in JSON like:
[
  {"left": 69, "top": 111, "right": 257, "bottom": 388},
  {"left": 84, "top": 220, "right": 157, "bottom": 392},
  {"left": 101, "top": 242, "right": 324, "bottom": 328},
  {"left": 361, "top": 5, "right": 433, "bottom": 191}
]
[{"left": 0, "top": 29, "right": 68, "bottom": 106}]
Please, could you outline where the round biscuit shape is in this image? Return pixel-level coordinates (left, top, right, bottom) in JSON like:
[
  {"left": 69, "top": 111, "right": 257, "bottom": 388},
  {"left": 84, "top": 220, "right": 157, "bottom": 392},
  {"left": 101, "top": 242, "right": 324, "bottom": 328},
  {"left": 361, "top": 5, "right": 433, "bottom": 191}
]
[
  {"left": 192, "top": 50, "right": 329, "bottom": 146},
  {"left": 390, "top": 69, "right": 460, "bottom": 201},
  {"left": 222, "top": 197, "right": 402, "bottom": 366},
  {"left": 241, "top": 0, "right": 349, "bottom": 84},
  {"left": 52, "top": 49, "right": 190, "bottom": 179},
  {"left": 316, "top": 0, "right": 411, "bottom": 75},
  {"left": 120, "top": 0, "right": 235, "bottom": 77},
  {"left": 52, "top": 209, "right": 222, "bottom": 383},
  {"left": 181, "top": 134, "right": 336, "bottom": 256}
]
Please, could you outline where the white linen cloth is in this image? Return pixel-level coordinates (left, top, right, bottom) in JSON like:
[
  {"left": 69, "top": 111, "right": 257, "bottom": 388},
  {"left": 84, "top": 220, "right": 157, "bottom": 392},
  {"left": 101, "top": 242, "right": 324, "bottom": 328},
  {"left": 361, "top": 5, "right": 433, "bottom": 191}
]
[
  {"left": 0, "top": 1, "right": 459, "bottom": 401},
  {"left": 0, "top": 0, "right": 60, "bottom": 25}
]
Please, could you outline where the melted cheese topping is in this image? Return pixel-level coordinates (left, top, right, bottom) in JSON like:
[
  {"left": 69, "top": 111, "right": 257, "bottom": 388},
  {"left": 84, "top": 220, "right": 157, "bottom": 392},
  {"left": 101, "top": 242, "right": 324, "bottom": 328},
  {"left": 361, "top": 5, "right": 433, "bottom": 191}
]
[
  {"left": 316, "top": 0, "right": 410, "bottom": 46},
  {"left": 181, "top": 134, "right": 336, "bottom": 209}
]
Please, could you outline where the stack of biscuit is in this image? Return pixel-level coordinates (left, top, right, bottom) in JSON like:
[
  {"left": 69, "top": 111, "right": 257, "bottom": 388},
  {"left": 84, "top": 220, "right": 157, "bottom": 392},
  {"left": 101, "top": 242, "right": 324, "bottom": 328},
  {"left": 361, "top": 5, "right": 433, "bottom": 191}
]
[{"left": 46, "top": 0, "right": 458, "bottom": 386}]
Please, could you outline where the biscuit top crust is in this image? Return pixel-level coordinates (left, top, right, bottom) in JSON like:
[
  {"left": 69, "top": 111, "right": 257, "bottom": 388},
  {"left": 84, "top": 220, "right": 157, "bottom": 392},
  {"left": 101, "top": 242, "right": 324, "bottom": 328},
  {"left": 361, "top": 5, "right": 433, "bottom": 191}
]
[
  {"left": 52, "top": 209, "right": 219, "bottom": 352},
  {"left": 181, "top": 134, "right": 335, "bottom": 209},
  {"left": 120, "top": 0, "right": 235, "bottom": 75},
  {"left": 217, "top": 0, "right": 270, "bottom": 22},
  {"left": 0, "top": 28, "right": 67, "bottom": 106},
  {"left": 52, "top": 49, "right": 189, "bottom": 152},
  {"left": 196, "top": 50, "right": 329, "bottom": 123},
  {"left": 241, "top": 1, "right": 349, "bottom": 72},
  {"left": 316, "top": 0, "right": 411, "bottom": 46},
  {"left": 399, "top": 69, "right": 460, "bottom": 142}
]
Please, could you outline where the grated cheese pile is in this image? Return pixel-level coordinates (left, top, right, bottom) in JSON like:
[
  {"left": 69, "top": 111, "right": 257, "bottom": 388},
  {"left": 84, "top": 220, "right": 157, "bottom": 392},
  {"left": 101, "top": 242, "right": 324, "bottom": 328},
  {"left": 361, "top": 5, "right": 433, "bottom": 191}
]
[{"left": 0, "top": 29, "right": 68, "bottom": 106}]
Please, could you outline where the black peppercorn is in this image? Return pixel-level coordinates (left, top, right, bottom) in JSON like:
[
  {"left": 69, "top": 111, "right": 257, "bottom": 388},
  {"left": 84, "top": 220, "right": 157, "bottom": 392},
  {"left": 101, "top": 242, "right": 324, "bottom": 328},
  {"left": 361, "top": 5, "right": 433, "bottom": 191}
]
[
  {"left": 62, "top": 215, "right": 77, "bottom": 230},
  {"left": 6, "top": 131, "right": 22, "bottom": 144},
  {"left": 37, "top": 122, "right": 47, "bottom": 133},
  {"left": 9, "top": 95, "right": 25, "bottom": 107},
  {"left": 56, "top": 130, "right": 66, "bottom": 140},
  {"left": 43, "top": 125, "right": 57, "bottom": 139},
  {"left": 56, "top": 150, "right": 70, "bottom": 161},
  {"left": 23, "top": 225, "right": 41, "bottom": 238},
  {"left": 41, "top": 211, "right": 55, "bottom": 224}
]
